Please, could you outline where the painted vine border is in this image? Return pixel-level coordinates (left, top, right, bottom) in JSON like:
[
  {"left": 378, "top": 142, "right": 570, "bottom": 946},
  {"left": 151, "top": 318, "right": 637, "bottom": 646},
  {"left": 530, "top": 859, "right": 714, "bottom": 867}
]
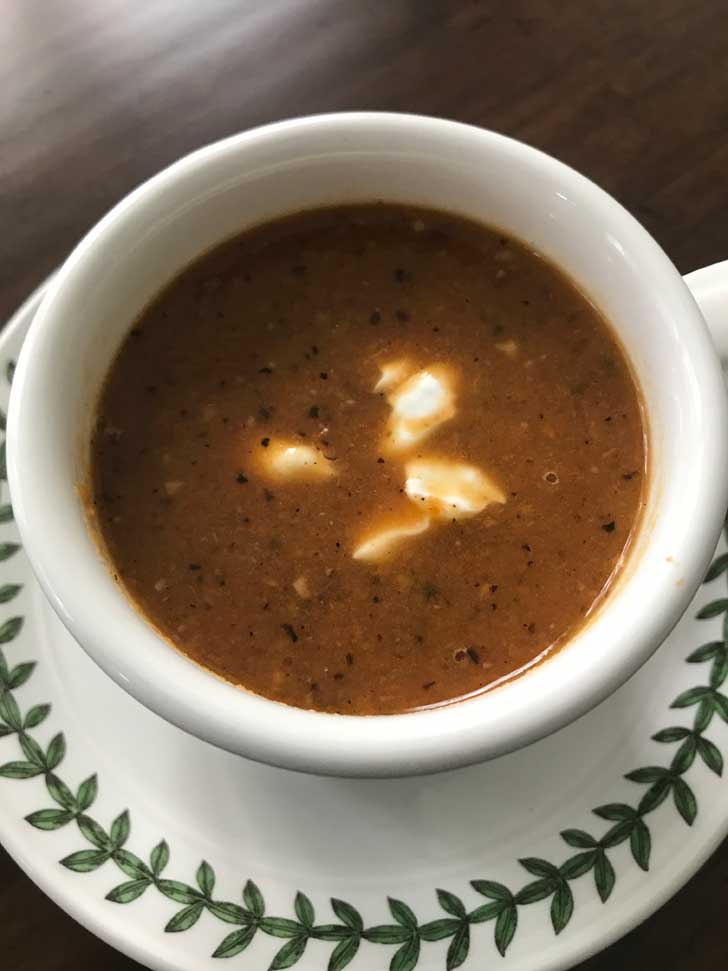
[{"left": 1, "top": 355, "right": 727, "bottom": 971}]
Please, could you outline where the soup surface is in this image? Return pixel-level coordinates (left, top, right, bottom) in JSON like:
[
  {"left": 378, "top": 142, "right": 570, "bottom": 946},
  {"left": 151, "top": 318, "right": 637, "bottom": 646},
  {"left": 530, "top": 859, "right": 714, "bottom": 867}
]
[{"left": 91, "top": 204, "right": 646, "bottom": 715}]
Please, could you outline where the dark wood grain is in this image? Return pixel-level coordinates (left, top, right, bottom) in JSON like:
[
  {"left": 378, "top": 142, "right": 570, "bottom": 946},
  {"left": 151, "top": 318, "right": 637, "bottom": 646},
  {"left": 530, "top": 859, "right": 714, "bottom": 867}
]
[{"left": 2, "top": 1, "right": 728, "bottom": 968}]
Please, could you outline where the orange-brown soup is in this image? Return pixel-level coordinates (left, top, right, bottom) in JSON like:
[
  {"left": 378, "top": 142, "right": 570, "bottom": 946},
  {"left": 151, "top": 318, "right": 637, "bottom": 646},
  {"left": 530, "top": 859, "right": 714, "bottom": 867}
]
[{"left": 91, "top": 205, "right": 646, "bottom": 714}]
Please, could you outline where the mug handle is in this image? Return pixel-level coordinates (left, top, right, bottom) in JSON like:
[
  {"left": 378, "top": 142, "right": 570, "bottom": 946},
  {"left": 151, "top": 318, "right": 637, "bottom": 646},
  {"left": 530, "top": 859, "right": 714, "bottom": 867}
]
[{"left": 684, "top": 260, "right": 728, "bottom": 365}]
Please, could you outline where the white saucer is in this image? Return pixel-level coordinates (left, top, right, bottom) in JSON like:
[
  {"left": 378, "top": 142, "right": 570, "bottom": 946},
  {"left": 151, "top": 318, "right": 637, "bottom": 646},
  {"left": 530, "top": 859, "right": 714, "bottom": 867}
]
[{"left": 2, "top": 279, "right": 728, "bottom": 971}]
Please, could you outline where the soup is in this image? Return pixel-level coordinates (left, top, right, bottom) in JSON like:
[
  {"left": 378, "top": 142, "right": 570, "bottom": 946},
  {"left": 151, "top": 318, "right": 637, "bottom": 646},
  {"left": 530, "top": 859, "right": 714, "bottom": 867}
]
[{"left": 90, "top": 204, "right": 646, "bottom": 715}]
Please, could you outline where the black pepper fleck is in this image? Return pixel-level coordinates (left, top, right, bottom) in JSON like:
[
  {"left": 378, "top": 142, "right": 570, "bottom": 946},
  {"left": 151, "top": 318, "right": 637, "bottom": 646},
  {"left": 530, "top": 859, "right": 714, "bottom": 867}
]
[
  {"left": 281, "top": 623, "right": 298, "bottom": 643},
  {"left": 602, "top": 521, "right": 616, "bottom": 532}
]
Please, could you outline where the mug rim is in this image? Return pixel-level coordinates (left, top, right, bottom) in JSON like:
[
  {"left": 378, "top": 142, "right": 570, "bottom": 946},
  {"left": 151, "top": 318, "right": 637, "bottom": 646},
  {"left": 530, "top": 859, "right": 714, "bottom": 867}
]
[{"left": 7, "top": 112, "right": 728, "bottom": 777}]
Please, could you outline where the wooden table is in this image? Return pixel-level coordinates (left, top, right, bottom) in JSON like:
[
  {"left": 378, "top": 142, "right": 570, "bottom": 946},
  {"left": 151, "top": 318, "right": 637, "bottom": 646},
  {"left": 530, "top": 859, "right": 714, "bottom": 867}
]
[{"left": 2, "top": 2, "right": 727, "bottom": 968}]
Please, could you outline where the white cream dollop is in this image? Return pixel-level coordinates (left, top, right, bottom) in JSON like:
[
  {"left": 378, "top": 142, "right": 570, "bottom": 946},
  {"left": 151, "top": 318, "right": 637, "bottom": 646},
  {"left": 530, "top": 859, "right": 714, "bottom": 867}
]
[
  {"left": 404, "top": 459, "right": 506, "bottom": 519},
  {"left": 258, "top": 440, "right": 335, "bottom": 480},
  {"left": 381, "top": 364, "right": 456, "bottom": 450},
  {"left": 352, "top": 513, "right": 430, "bottom": 562}
]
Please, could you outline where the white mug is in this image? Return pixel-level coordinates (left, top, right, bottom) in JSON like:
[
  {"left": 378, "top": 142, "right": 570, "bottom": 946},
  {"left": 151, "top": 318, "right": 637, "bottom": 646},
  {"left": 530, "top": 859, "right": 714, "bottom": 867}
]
[{"left": 7, "top": 113, "right": 728, "bottom": 777}]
